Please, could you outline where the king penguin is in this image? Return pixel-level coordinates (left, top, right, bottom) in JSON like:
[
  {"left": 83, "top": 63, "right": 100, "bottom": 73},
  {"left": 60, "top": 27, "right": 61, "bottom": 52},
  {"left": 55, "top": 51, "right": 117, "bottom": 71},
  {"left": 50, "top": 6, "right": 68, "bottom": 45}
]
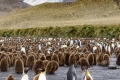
[
  {"left": 65, "top": 65, "right": 77, "bottom": 80},
  {"left": 21, "top": 68, "right": 30, "bottom": 80}
]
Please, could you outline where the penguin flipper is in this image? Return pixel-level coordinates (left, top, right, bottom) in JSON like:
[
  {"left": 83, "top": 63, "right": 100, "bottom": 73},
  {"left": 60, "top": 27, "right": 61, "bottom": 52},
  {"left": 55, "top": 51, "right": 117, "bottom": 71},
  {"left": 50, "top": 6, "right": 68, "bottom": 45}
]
[{"left": 73, "top": 72, "right": 77, "bottom": 80}]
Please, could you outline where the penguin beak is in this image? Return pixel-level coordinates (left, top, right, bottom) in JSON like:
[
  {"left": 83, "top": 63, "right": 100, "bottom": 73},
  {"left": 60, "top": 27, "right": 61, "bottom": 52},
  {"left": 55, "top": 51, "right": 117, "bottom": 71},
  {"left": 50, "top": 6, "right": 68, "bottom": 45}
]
[
  {"left": 38, "top": 68, "right": 46, "bottom": 72},
  {"left": 38, "top": 68, "right": 42, "bottom": 71},
  {"left": 25, "top": 67, "right": 30, "bottom": 70}
]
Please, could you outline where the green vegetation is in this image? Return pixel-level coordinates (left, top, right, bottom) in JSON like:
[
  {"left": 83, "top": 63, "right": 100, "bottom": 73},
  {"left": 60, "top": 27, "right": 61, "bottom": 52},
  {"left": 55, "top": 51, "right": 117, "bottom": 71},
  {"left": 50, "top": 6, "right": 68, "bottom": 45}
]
[
  {"left": 0, "top": 0, "right": 119, "bottom": 29},
  {"left": 0, "top": 25, "right": 120, "bottom": 38}
]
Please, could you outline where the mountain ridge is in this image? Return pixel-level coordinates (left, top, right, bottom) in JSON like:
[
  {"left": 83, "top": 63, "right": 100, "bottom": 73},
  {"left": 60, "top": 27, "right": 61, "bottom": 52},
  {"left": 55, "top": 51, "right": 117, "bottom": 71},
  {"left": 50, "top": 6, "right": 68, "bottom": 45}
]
[{"left": 0, "top": 0, "right": 30, "bottom": 16}]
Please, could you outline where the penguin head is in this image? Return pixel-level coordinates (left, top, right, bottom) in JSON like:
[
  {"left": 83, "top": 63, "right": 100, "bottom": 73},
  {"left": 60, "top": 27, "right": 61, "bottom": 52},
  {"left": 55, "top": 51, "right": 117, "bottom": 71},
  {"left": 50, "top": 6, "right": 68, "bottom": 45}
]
[
  {"left": 82, "top": 66, "right": 87, "bottom": 72},
  {"left": 24, "top": 67, "right": 30, "bottom": 74},
  {"left": 38, "top": 67, "right": 46, "bottom": 73}
]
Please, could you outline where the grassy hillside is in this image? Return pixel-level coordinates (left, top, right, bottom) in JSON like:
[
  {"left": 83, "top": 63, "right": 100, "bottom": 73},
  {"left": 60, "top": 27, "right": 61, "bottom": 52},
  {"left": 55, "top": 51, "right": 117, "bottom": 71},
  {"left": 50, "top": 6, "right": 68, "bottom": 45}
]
[{"left": 0, "top": 0, "right": 119, "bottom": 29}]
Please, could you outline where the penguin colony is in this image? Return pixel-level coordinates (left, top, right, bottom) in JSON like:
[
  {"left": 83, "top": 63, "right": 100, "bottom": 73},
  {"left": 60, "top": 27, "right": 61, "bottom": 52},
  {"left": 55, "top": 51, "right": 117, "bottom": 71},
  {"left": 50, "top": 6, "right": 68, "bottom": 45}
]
[{"left": 0, "top": 37, "right": 119, "bottom": 80}]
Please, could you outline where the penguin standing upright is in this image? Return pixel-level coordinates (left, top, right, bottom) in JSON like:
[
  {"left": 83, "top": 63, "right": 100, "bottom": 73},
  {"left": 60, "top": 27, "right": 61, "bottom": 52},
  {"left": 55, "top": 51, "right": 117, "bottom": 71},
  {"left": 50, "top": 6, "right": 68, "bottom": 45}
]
[
  {"left": 66, "top": 65, "right": 77, "bottom": 80},
  {"left": 26, "top": 54, "right": 35, "bottom": 69},
  {"left": 46, "top": 60, "right": 59, "bottom": 74},
  {"left": 21, "top": 68, "right": 30, "bottom": 80},
  {"left": 14, "top": 57, "right": 24, "bottom": 74},
  {"left": 0, "top": 56, "right": 9, "bottom": 71},
  {"left": 33, "top": 60, "right": 44, "bottom": 74},
  {"left": 80, "top": 58, "right": 90, "bottom": 71},
  {"left": 21, "top": 45, "right": 26, "bottom": 54}
]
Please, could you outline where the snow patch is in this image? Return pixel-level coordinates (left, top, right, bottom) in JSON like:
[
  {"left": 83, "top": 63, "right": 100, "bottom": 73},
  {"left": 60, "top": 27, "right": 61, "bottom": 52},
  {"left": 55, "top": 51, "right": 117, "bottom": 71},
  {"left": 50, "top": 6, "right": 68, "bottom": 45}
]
[{"left": 23, "top": 0, "right": 75, "bottom": 6}]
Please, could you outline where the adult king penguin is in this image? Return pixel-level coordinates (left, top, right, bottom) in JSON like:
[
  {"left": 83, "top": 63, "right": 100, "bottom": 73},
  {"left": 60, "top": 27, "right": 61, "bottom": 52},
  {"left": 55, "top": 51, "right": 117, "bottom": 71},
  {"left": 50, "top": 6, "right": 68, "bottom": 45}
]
[{"left": 65, "top": 65, "right": 77, "bottom": 80}]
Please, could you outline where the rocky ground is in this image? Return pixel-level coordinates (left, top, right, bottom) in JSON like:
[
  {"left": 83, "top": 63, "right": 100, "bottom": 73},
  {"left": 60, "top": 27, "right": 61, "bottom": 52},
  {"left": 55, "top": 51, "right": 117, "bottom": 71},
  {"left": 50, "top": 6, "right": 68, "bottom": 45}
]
[{"left": 0, "top": 53, "right": 120, "bottom": 80}]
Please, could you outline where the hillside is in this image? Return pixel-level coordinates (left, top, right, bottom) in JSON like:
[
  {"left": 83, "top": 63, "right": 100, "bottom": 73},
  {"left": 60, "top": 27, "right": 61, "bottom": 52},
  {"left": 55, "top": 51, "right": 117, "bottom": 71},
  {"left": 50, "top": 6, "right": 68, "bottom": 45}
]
[
  {"left": 0, "top": 0, "right": 120, "bottom": 29},
  {"left": 0, "top": 0, "right": 30, "bottom": 16}
]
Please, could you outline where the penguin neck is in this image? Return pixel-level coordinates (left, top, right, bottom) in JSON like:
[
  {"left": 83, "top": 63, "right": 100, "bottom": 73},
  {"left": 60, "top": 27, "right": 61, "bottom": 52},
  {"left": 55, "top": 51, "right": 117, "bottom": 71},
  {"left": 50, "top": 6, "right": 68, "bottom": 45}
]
[{"left": 40, "top": 71, "right": 46, "bottom": 74}]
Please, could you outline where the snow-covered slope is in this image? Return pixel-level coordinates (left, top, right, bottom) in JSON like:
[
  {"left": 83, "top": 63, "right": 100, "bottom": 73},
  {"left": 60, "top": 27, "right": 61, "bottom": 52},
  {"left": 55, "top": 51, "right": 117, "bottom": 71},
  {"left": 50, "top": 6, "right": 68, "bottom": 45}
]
[{"left": 23, "top": 0, "right": 76, "bottom": 6}]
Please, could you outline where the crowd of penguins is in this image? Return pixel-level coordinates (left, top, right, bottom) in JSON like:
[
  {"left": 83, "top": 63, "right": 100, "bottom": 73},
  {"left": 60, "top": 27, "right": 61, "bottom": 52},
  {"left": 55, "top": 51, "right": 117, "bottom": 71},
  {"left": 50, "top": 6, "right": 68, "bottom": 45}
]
[{"left": 0, "top": 37, "right": 120, "bottom": 80}]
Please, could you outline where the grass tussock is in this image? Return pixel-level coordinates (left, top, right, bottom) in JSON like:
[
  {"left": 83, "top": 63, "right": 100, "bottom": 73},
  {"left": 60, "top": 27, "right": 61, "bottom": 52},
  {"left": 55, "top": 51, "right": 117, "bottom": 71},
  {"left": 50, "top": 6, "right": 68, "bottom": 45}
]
[{"left": 0, "top": 25, "right": 120, "bottom": 38}]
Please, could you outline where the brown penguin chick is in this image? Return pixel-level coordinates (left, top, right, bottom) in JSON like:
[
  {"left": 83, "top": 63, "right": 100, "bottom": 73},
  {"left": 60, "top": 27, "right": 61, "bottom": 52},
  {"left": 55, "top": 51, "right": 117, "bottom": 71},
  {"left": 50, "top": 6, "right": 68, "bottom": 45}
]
[
  {"left": 64, "top": 52, "right": 70, "bottom": 66},
  {"left": 12, "top": 56, "right": 18, "bottom": 66},
  {"left": 84, "top": 51, "right": 91, "bottom": 57},
  {"left": 46, "top": 54, "right": 51, "bottom": 61},
  {"left": 75, "top": 53, "right": 80, "bottom": 65},
  {"left": 0, "top": 52, "right": 11, "bottom": 67},
  {"left": 58, "top": 52, "right": 65, "bottom": 66},
  {"left": 92, "top": 53, "right": 97, "bottom": 65},
  {"left": 68, "top": 53, "right": 77, "bottom": 66},
  {"left": 21, "top": 54, "right": 27, "bottom": 67},
  {"left": 26, "top": 54, "right": 35, "bottom": 69},
  {"left": 54, "top": 50, "right": 59, "bottom": 55},
  {"left": 6, "top": 74, "right": 15, "bottom": 80},
  {"left": 81, "top": 47, "right": 88, "bottom": 53},
  {"left": 97, "top": 53, "right": 104, "bottom": 64},
  {"left": 94, "top": 47, "right": 100, "bottom": 57},
  {"left": 46, "top": 60, "right": 59, "bottom": 74},
  {"left": 33, "top": 60, "right": 44, "bottom": 74},
  {"left": 12, "top": 54, "right": 22, "bottom": 66},
  {"left": 116, "top": 53, "right": 120, "bottom": 65},
  {"left": 105, "top": 51, "right": 111, "bottom": 57},
  {"left": 14, "top": 57, "right": 24, "bottom": 74},
  {"left": 103, "top": 54, "right": 110, "bottom": 65},
  {"left": 8, "top": 53, "right": 13, "bottom": 66},
  {"left": 79, "top": 54, "right": 85, "bottom": 59},
  {"left": 98, "top": 61, "right": 109, "bottom": 67},
  {"left": 79, "top": 57, "right": 90, "bottom": 71},
  {"left": 0, "top": 56, "right": 9, "bottom": 71},
  {"left": 87, "top": 53, "right": 94, "bottom": 66},
  {"left": 98, "top": 54, "right": 110, "bottom": 66},
  {"left": 43, "top": 60, "right": 49, "bottom": 68},
  {"left": 115, "top": 49, "right": 120, "bottom": 58},
  {"left": 51, "top": 53, "right": 59, "bottom": 63},
  {"left": 39, "top": 54, "right": 46, "bottom": 61},
  {"left": 102, "top": 46, "right": 106, "bottom": 53}
]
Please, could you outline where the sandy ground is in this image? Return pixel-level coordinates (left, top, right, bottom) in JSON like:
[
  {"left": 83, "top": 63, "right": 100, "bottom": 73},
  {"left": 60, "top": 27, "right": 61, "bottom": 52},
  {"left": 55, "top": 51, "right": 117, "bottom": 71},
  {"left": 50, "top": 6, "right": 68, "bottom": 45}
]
[{"left": 1, "top": 53, "right": 120, "bottom": 80}]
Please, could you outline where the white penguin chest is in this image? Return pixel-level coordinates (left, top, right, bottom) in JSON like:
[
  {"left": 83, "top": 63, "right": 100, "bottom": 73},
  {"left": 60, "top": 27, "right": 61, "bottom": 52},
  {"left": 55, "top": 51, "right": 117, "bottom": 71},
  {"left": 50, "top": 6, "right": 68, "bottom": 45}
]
[
  {"left": 21, "top": 74, "right": 29, "bottom": 80},
  {"left": 38, "top": 73, "right": 46, "bottom": 80}
]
